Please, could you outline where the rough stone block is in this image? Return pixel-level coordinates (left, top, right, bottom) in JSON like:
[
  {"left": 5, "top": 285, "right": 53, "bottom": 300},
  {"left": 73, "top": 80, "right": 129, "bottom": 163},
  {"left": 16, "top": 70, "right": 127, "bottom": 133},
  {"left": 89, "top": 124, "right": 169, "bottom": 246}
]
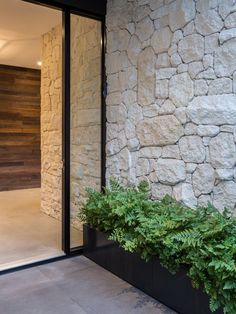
[
  {"left": 194, "top": 79, "right": 208, "bottom": 96},
  {"left": 137, "top": 115, "right": 184, "bottom": 146},
  {"left": 197, "top": 125, "right": 220, "bottom": 137},
  {"left": 192, "top": 164, "right": 215, "bottom": 197},
  {"left": 215, "top": 39, "right": 236, "bottom": 77},
  {"left": 138, "top": 47, "right": 156, "bottom": 106},
  {"left": 187, "top": 95, "right": 236, "bottom": 125},
  {"left": 225, "top": 12, "right": 236, "bottom": 28},
  {"left": 162, "top": 145, "right": 181, "bottom": 159},
  {"left": 136, "top": 16, "right": 154, "bottom": 42},
  {"left": 209, "top": 133, "right": 236, "bottom": 168},
  {"left": 179, "top": 136, "right": 205, "bottom": 163},
  {"left": 152, "top": 183, "right": 172, "bottom": 199},
  {"left": 195, "top": 10, "right": 223, "bottom": 36},
  {"left": 151, "top": 27, "right": 172, "bottom": 54},
  {"left": 213, "top": 181, "right": 236, "bottom": 212},
  {"left": 156, "top": 79, "right": 169, "bottom": 99},
  {"left": 169, "top": 0, "right": 195, "bottom": 32},
  {"left": 156, "top": 159, "right": 186, "bottom": 185},
  {"left": 178, "top": 34, "right": 204, "bottom": 63},
  {"left": 159, "top": 99, "right": 175, "bottom": 115},
  {"left": 156, "top": 53, "right": 170, "bottom": 68},
  {"left": 173, "top": 182, "right": 197, "bottom": 207},
  {"left": 208, "top": 78, "right": 232, "bottom": 95},
  {"left": 156, "top": 67, "right": 176, "bottom": 79},
  {"left": 169, "top": 72, "right": 194, "bottom": 107},
  {"left": 219, "top": 28, "right": 236, "bottom": 44}
]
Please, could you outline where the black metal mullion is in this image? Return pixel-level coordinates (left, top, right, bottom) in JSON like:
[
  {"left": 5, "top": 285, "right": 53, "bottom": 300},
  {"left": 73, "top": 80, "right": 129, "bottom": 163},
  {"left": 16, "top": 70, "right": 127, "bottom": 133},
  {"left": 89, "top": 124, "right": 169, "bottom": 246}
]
[
  {"left": 62, "top": 8, "right": 71, "bottom": 254},
  {"left": 101, "top": 18, "right": 107, "bottom": 190}
]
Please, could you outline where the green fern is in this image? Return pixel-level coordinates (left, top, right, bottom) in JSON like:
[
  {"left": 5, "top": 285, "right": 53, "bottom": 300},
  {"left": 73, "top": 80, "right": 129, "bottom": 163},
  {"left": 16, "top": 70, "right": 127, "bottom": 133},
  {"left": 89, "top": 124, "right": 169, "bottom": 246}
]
[{"left": 79, "top": 179, "right": 236, "bottom": 314}]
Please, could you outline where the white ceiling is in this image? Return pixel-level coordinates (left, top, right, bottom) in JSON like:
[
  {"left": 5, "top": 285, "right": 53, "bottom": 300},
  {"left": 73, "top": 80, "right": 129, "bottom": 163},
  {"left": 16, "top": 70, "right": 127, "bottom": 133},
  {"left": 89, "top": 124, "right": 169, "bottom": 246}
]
[{"left": 0, "top": 0, "right": 62, "bottom": 69}]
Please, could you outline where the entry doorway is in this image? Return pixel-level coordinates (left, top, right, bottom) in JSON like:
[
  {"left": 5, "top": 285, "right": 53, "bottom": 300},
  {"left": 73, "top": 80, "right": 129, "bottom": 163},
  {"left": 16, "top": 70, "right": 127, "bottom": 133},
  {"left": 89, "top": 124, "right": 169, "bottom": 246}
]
[
  {"left": 0, "top": 0, "right": 64, "bottom": 270},
  {"left": 0, "top": 0, "right": 104, "bottom": 271}
]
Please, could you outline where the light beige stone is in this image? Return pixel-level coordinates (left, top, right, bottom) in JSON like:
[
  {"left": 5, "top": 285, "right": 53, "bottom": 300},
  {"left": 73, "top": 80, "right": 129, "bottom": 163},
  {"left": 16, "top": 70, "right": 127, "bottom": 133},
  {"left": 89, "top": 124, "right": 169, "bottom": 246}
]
[
  {"left": 138, "top": 47, "right": 156, "bottom": 106},
  {"left": 156, "top": 53, "right": 170, "bottom": 68},
  {"left": 173, "top": 183, "right": 197, "bottom": 207},
  {"left": 213, "top": 181, "right": 236, "bottom": 212},
  {"left": 178, "top": 34, "right": 204, "bottom": 63},
  {"left": 136, "top": 16, "right": 154, "bottom": 42},
  {"left": 137, "top": 115, "right": 184, "bottom": 146},
  {"left": 208, "top": 78, "right": 232, "bottom": 95},
  {"left": 156, "top": 68, "right": 176, "bottom": 79},
  {"left": 162, "top": 145, "right": 180, "bottom": 159},
  {"left": 187, "top": 95, "right": 236, "bottom": 125},
  {"left": 159, "top": 99, "right": 175, "bottom": 115},
  {"left": 151, "top": 27, "right": 172, "bottom": 54},
  {"left": 156, "top": 79, "right": 168, "bottom": 98},
  {"left": 169, "top": 73, "right": 194, "bottom": 107},
  {"left": 219, "top": 28, "right": 236, "bottom": 44},
  {"left": 225, "top": 12, "right": 236, "bottom": 28},
  {"left": 142, "top": 104, "right": 160, "bottom": 117},
  {"left": 169, "top": 0, "right": 195, "bottom": 32},
  {"left": 195, "top": 10, "right": 223, "bottom": 36},
  {"left": 127, "top": 35, "right": 142, "bottom": 66},
  {"left": 209, "top": 133, "right": 236, "bottom": 168},
  {"left": 179, "top": 136, "right": 205, "bottom": 163},
  {"left": 152, "top": 183, "right": 172, "bottom": 199},
  {"left": 192, "top": 164, "right": 215, "bottom": 197},
  {"left": 215, "top": 39, "right": 236, "bottom": 77},
  {"left": 156, "top": 159, "right": 186, "bottom": 185},
  {"left": 119, "top": 66, "right": 137, "bottom": 90},
  {"left": 41, "top": 25, "right": 62, "bottom": 220}
]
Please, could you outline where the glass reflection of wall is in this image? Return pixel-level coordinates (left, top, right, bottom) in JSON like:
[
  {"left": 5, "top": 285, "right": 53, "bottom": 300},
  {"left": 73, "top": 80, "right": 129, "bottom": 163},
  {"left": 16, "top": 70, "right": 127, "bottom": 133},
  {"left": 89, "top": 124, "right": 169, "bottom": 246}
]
[{"left": 70, "top": 15, "right": 102, "bottom": 248}]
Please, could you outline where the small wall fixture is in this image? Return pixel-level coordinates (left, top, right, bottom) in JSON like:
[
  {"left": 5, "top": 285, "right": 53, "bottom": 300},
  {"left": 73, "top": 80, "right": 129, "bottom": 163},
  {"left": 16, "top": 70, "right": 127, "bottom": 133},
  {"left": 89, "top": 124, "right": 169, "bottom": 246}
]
[{"left": 37, "top": 61, "right": 42, "bottom": 67}]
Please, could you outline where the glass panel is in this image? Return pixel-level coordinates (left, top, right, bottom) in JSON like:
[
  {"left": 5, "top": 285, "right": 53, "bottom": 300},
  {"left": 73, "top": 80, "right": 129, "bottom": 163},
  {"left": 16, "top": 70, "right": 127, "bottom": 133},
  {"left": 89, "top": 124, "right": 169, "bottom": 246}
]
[
  {"left": 0, "top": 0, "right": 64, "bottom": 270},
  {"left": 70, "top": 15, "right": 102, "bottom": 248}
]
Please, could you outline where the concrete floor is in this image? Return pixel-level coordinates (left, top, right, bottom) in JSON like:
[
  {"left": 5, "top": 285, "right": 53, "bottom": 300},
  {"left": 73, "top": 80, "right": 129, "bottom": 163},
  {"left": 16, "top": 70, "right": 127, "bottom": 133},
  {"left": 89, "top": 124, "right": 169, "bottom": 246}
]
[
  {"left": 0, "top": 256, "right": 176, "bottom": 314},
  {"left": 0, "top": 188, "right": 83, "bottom": 271}
]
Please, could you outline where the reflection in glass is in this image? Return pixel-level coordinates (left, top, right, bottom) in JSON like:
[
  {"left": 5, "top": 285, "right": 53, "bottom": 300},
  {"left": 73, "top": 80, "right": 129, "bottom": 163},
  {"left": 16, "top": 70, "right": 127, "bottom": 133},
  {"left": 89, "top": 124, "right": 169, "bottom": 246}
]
[{"left": 70, "top": 15, "right": 102, "bottom": 248}]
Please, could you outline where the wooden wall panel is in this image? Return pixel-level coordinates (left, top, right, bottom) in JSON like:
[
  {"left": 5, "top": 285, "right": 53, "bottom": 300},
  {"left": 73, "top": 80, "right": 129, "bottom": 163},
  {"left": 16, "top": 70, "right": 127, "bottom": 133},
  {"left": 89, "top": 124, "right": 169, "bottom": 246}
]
[{"left": 0, "top": 65, "right": 41, "bottom": 191}]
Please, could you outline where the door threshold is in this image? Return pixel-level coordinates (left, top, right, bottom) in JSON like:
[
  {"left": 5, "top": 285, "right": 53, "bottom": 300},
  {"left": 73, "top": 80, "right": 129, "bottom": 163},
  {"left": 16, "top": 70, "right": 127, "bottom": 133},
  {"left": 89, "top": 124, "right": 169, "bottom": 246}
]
[{"left": 0, "top": 251, "right": 65, "bottom": 274}]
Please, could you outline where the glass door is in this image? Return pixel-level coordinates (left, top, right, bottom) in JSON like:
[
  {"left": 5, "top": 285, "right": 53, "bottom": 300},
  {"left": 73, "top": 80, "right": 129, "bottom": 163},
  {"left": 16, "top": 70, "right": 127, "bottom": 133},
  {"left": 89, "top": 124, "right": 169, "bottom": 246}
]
[
  {"left": 0, "top": 0, "right": 105, "bottom": 272},
  {"left": 0, "top": 0, "right": 65, "bottom": 271},
  {"left": 70, "top": 14, "right": 103, "bottom": 249}
]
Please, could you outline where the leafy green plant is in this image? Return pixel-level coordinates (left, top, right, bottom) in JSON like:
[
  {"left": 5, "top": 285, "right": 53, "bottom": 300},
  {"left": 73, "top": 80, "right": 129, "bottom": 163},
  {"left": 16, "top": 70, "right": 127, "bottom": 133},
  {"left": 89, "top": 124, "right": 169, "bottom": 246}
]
[{"left": 79, "top": 179, "right": 236, "bottom": 314}]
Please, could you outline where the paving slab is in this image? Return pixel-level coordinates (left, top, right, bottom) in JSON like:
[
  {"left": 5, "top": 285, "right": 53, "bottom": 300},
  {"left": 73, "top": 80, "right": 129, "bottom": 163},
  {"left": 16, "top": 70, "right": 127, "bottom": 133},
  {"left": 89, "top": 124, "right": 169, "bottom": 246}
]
[{"left": 0, "top": 256, "right": 176, "bottom": 314}]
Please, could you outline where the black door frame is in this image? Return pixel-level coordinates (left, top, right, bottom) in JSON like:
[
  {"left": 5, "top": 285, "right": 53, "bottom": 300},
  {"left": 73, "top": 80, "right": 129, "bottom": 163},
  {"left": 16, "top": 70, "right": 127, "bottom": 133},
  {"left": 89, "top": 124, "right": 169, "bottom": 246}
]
[
  {"left": 27, "top": 0, "right": 106, "bottom": 255},
  {"left": 62, "top": 10, "right": 106, "bottom": 255},
  {"left": 0, "top": 0, "right": 106, "bottom": 273}
]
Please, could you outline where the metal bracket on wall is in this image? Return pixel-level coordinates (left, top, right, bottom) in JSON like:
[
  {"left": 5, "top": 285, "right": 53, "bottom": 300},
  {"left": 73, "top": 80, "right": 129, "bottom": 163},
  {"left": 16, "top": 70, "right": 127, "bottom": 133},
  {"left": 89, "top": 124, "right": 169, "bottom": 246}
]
[{"left": 103, "top": 82, "right": 108, "bottom": 98}]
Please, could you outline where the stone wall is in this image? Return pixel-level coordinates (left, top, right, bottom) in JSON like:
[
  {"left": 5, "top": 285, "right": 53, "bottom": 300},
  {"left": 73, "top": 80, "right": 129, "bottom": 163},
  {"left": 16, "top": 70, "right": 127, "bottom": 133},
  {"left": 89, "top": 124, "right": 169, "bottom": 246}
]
[
  {"left": 106, "top": 0, "right": 236, "bottom": 213},
  {"left": 70, "top": 15, "right": 102, "bottom": 229},
  {"left": 41, "top": 25, "right": 62, "bottom": 219}
]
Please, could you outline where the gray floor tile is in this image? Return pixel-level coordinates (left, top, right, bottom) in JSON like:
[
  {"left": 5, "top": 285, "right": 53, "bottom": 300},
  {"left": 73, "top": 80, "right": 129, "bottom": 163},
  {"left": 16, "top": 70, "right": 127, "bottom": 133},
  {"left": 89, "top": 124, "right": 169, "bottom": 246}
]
[
  {"left": 0, "top": 256, "right": 176, "bottom": 314},
  {"left": 0, "top": 284, "right": 87, "bottom": 314},
  {"left": 0, "top": 268, "right": 50, "bottom": 299},
  {"left": 38, "top": 256, "right": 95, "bottom": 280}
]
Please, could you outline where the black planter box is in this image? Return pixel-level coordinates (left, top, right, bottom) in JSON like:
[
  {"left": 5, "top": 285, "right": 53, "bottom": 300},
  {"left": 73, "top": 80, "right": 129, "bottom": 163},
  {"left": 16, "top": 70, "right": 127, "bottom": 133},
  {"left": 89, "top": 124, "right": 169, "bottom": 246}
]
[{"left": 83, "top": 224, "right": 223, "bottom": 314}]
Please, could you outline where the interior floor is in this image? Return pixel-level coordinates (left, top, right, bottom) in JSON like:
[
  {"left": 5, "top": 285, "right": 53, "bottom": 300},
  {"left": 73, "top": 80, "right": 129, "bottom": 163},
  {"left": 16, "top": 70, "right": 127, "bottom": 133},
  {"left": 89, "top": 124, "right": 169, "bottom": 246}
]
[{"left": 0, "top": 188, "right": 83, "bottom": 271}]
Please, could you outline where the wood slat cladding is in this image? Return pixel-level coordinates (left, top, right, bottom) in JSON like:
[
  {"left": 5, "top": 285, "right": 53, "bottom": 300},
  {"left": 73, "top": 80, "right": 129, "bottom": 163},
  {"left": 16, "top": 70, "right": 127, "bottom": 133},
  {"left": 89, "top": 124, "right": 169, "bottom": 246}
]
[{"left": 0, "top": 65, "right": 41, "bottom": 191}]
